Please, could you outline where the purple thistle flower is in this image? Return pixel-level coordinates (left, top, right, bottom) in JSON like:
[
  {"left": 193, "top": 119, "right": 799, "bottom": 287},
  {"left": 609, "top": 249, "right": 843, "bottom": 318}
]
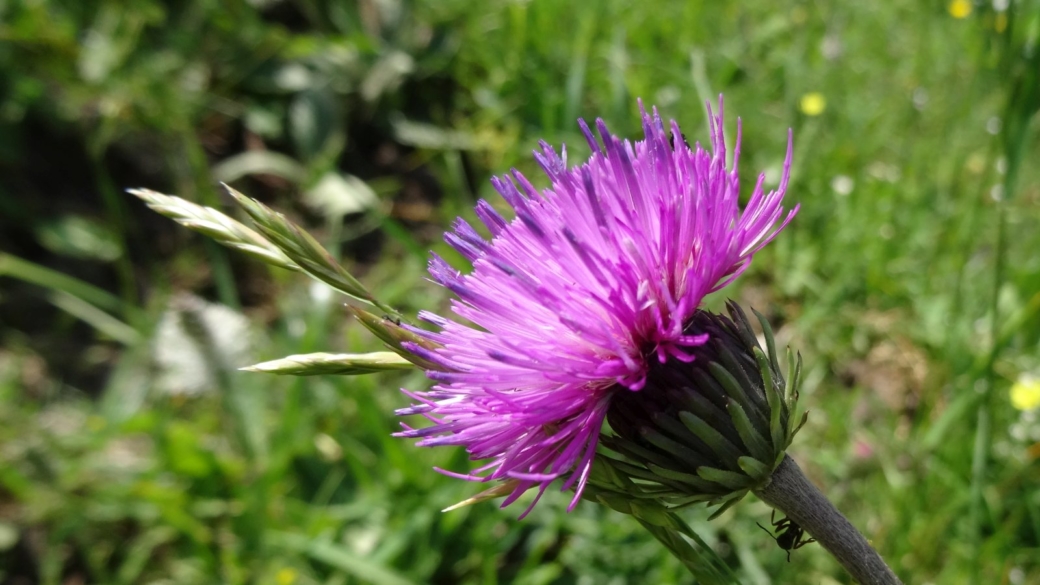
[{"left": 396, "top": 97, "right": 797, "bottom": 518}]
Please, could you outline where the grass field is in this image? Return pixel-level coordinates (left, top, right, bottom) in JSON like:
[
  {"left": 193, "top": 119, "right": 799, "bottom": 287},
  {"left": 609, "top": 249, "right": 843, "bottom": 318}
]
[{"left": 1, "top": 1, "right": 1039, "bottom": 583}]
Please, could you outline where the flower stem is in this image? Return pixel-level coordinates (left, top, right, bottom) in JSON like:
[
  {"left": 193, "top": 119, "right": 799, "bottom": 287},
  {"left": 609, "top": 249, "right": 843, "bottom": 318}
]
[{"left": 753, "top": 455, "right": 902, "bottom": 585}]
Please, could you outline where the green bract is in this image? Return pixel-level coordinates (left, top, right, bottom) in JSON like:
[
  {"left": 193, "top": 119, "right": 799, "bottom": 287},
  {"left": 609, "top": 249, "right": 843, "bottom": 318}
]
[{"left": 589, "top": 302, "right": 808, "bottom": 520}]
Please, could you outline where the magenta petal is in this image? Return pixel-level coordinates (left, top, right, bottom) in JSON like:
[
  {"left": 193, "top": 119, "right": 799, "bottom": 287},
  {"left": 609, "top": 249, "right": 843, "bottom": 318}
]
[{"left": 399, "top": 97, "right": 797, "bottom": 515}]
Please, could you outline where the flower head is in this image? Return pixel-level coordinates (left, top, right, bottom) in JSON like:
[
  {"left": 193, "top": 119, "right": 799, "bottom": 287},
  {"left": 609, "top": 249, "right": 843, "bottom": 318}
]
[{"left": 396, "top": 98, "right": 797, "bottom": 516}]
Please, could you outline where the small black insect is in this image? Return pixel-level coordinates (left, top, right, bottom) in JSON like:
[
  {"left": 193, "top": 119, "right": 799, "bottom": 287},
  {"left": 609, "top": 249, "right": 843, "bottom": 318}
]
[
  {"left": 669, "top": 131, "right": 690, "bottom": 150},
  {"left": 757, "top": 510, "right": 816, "bottom": 561},
  {"left": 382, "top": 314, "right": 402, "bottom": 326}
]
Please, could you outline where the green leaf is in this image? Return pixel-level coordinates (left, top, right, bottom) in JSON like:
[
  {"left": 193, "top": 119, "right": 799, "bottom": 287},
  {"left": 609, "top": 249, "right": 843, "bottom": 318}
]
[
  {"left": 49, "top": 291, "right": 140, "bottom": 345},
  {"left": 662, "top": 493, "right": 719, "bottom": 507},
  {"left": 725, "top": 399, "right": 773, "bottom": 464},
  {"left": 641, "top": 428, "right": 704, "bottom": 466},
  {"left": 303, "top": 172, "right": 378, "bottom": 218},
  {"left": 755, "top": 347, "right": 786, "bottom": 452},
  {"left": 35, "top": 214, "right": 122, "bottom": 261},
  {"left": 267, "top": 531, "right": 415, "bottom": 585},
  {"left": 289, "top": 89, "right": 341, "bottom": 161},
  {"left": 751, "top": 308, "right": 781, "bottom": 377},
  {"left": 714, "top": 344, "right": 763, "bottom": 413},
  {"left": 708, "top": 361, "right": 764, "bottom": 426},
  {"left": 736, "top": 456, "right": 771, "bottom": 481},
  {"left": 635, "top": 518, "right": 742, "bottom": 585},
  {"left": 603, "top": 436, "right": 681, "bottom": 471},
  {"left": 607, "top": 458, "right": 686, "bottom": 488},
  {"left": 210, "top": 150, "right": 307, "bottom": 184},
  {"left": 647, "top": 464, "right": 721, "bottom": 492},
  {"left": 391, "top": 114, "right": 478, "bottom": 150},
  {"left": 788, "top": 410, "right": 810, "bottom": 447},
  {"left": 595, "top": 493, "right": 633, "bottom": 515},
  {"left": 677, "top": 411, "right": 746, "bottom": 469},
  {"left": 789, "top": 350, "right": 804, "bottom": 406},
  {"left": 0, "top": 252, "right": 136, "bottom": 319},
  {"left": 696, "top": 466, "right": 753, "bottom": 491},
  {"left": 706, "top": 492, "right": 747, "bottom": 520}
]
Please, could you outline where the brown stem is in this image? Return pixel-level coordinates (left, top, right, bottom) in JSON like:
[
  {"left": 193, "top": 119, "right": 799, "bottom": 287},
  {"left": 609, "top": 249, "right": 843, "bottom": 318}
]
[{"left": 754, "top": 455, "right": 902, "bottom": 585}]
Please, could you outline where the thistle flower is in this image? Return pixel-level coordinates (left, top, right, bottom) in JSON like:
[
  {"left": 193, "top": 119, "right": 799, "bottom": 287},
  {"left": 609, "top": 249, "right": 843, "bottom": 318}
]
[
  {"left": 395, "top": 98, "right": 797, "bottom": 517},
  {"left": 135, "top": 99, "right": 903, "bottom": 584}
]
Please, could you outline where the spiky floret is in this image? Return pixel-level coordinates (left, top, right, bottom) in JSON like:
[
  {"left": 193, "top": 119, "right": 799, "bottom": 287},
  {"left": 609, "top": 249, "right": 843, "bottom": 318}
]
[{"left": 396, "top": 98, "right": 797, "bottom": 517}]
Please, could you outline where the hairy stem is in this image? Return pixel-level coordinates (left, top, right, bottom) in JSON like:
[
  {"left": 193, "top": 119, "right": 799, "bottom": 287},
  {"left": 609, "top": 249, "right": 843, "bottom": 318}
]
[{"left": 754, "top": 456, "right": 902, "bottom": 585}]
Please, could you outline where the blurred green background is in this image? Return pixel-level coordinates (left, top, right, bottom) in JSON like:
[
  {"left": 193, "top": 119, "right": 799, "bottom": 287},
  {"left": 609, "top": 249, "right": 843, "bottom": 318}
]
[{"left": 1, "top": 0, "right": 1039, "bottom": 583}]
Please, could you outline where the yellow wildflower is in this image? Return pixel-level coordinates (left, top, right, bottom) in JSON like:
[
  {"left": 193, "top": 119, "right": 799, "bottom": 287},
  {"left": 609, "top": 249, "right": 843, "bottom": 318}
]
[
  {"left": 949, "top": 0, "right": 972, "bottom": 19},
  {"left": 276, "top": 568, "right": 297, "bottom": 585},
  {"left": 800, "top": 93, "right": 826, "bottom": 116},
  {"left": 1010, "top": 376, "right": 1040, "bottom": 411}
]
